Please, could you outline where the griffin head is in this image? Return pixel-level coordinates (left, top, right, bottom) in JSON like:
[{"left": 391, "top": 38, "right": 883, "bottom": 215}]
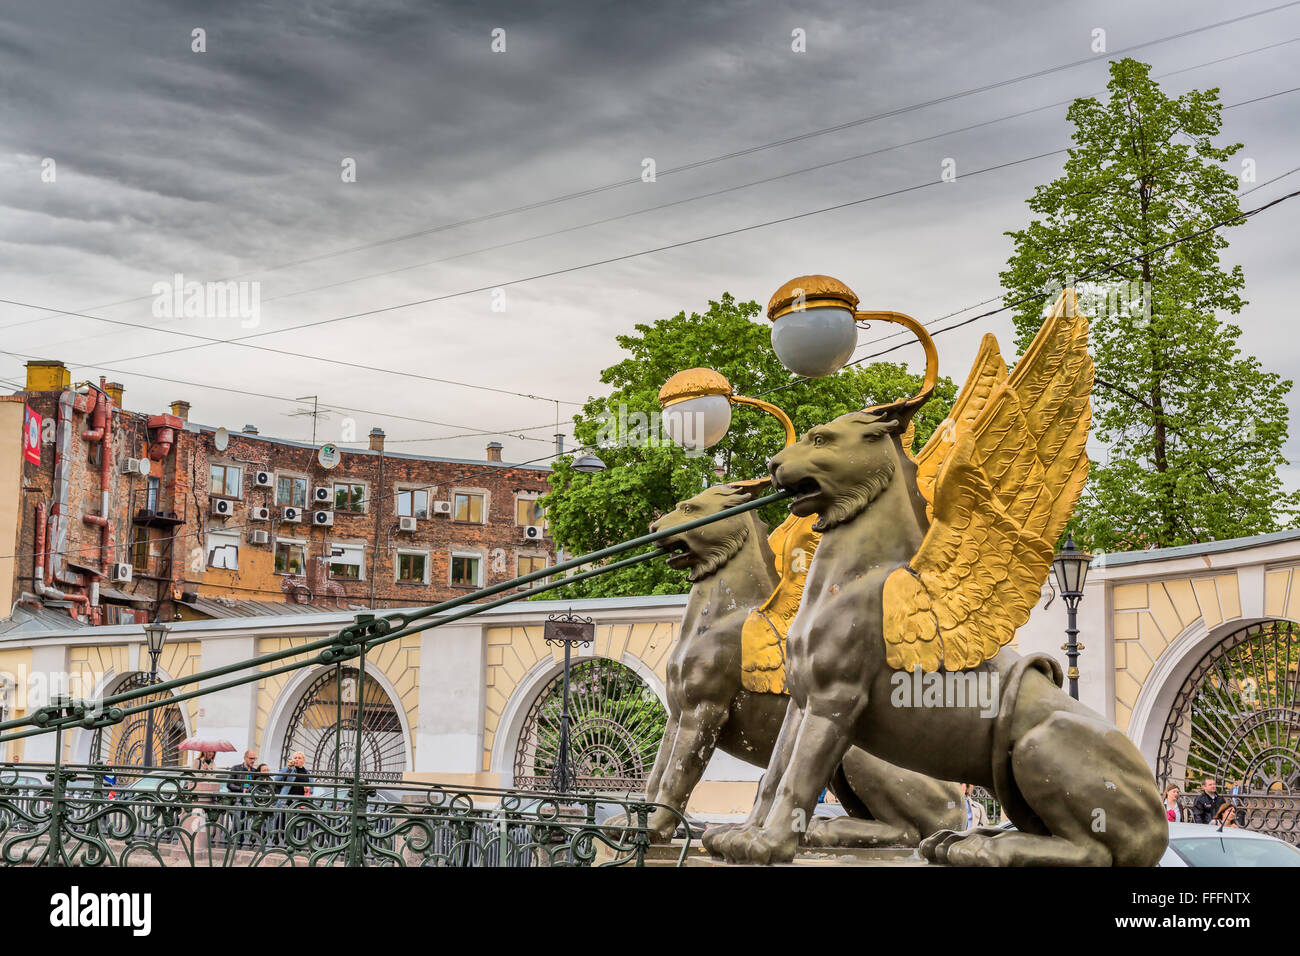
[
  {"left": 768, "top": 410, "right": 907, "bottom": 532},
  {"left": 649, "top": 483, "right": 764, "bottom": 581}
]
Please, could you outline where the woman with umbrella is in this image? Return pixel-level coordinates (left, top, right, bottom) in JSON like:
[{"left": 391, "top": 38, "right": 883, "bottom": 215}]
[{"left": 178, "top": 737, "right": 235, "bottom": 772}]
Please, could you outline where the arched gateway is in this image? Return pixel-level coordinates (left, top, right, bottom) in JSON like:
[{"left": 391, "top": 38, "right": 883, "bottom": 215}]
[
  {"left": 280, "top": 666, "right": 407, "bottom": 780},
  {"left": 513, "top": 657, "right": 667, "bottom": 792},
  {"left": 89, "top": 672, "right": 187, "bottom": 767},
  {"left": 1156, "top": 619, "right": 1300, "bottom": 842}
]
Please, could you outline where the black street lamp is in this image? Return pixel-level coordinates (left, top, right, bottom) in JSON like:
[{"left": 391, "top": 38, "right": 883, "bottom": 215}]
[
  {"left": 1052, "top": 535, "right": 1093, "bottom": 700},
  {"left": 543, "top": 611, "right": 594, "bottom": 793},
  {"left": 141, "top": 622, "right": 170, "bottom": 767}
]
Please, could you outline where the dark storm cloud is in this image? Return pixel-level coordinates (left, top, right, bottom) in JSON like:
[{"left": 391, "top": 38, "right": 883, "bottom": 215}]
[{"left": 0, "top": 0, "right": 1296, "bottom": 472}]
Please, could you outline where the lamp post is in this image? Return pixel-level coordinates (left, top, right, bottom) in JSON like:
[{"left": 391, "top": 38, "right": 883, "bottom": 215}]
[
  {"left": 1052, "top": 535, "right": 1093, "bottom": 700},
  {"left": 658, "top": 367, "right": 797, "bottom": 453},
  {"left": 141, "top": 622, "right": 170, "bottom": 767},
  {"left": 765, "top": 275, "right": 938, "bottom": 397},
  {"left": 571, "top": 452, "right": 607, "bottom": 474},
  {"left": 543, "top": 611, "right": 595, "bottom": 793}
]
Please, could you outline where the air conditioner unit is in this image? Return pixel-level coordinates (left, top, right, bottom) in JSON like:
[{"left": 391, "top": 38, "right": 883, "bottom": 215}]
[
  {"left": 312, "top": 510, "right": 334, "bottom": 526},
  {"left": 211, "top": 498, "right": 234, "bottom": 517},
  {"left": 431, "top": 501, "right": 452, "bottom": 516},
  {"left": 254, "top": 471, "right": 273, "bottom": 487},
  {"left": 249, "top": 529, "right": 270, "bottom": 545},
  {"left": 281, "top": 506, "right": 302, "bottom": 523},
  {"left": 120, "top": 458, "right": 150, "bottom": 476},
  {"left": 110, "top": 562, "right": 133, "bottom": 583},
  {"left": 398, "top": 516, "right": 418, "bottom": 533},
  {"left": 312, "top": 486, "right": 332, "bottom": 505},
  {"left": 524, "top": 525, "right": 546, "bottom": 541},
  {"left": 250, "top": 506, "right": 271, "bottom": 521}
]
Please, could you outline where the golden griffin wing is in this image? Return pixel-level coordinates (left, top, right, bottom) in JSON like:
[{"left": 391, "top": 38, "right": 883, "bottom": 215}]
[
  {"left": 882, "top": 290, "right": 1093, "bottom": 672},
  {"left": 911, "top": 333, "right": 1007, "bottom": 513}
]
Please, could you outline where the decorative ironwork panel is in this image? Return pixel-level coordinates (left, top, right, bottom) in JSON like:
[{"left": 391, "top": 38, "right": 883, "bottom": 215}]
[
  {"left": 1157, "top": 619, "right": 1300, "bottom": 842},
  {"left": 514, "top": 658, "right": 667, "bottom": 793},
  {"left": 90, "top": 673, "right": 186, "bottom": 769},
  {"left": 969, "top": 785, "right": 1002, "bottom": 825},
  {"left": 0, "top": 763, "right": 684, "bottom": 867},
  {"left": 280, "top": 667, "right": 406, "bottom": 779}
]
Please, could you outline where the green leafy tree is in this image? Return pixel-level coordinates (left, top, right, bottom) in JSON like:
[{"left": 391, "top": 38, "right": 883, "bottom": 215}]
[
  {"left": 542, "top": 293, "right": 954, "bottom": 596},
  {"left": 1001, "top": 58, "right": 1297, "bottom": 552}
]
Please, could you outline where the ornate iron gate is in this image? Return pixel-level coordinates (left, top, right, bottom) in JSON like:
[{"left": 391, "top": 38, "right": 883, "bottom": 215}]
[
  {"left": 1157, "top": 619, "right": 1300, "bottom": 843},
  {"left": 280, "top": 667, "right": 406, "bottom": 779},
  {"left": 514, "top": 658, "right": 668, "bottom": 792},
  {"left": 89, "top": 672, "right": 186, "bottom": 767}
]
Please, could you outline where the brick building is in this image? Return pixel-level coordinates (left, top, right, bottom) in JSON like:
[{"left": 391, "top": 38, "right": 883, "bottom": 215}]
[{"left": 0, "top": 361, "right": 555, "bottom": 624}]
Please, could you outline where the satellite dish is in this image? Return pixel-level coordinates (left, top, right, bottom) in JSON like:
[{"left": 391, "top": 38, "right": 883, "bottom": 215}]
[
  {"left": 318, "top": 443, "right": 341, "bottom": 469},
  {"left": 214, "top": 427, "right": 229, "bottom": 451}
]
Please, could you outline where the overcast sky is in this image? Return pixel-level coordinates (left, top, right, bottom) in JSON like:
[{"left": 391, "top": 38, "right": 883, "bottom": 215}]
[{"left": 1, "top": 0, "right": 1297, "bottom": 482}]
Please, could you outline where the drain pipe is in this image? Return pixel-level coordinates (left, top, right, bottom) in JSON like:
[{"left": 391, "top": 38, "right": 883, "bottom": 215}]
[
  {"left": 31, "top": 502, "right": 69, "bottom": 602},
  {"left": 80, "top": 379, "right": 114, "bottom": 571},
  {"left": 48, "top": 388, "right": 95, "bottom": 621},
  {"left": 33, "top": 501, "right": 86, "bottom": 616}
]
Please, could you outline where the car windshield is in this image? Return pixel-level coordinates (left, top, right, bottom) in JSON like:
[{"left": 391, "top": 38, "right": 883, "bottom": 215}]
[{"left": 1170, "top": 835, "right": 1300, "bottom": 867}]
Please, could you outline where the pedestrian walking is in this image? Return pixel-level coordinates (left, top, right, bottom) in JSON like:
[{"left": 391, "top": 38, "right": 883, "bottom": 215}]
[
  {"left": 227, "top": 749, "right": 260, "bottom": 847},
  {"left": 1215, "top": 802, "right": 1241, "bottom": 831},
  {"left": 1163, "top": 784, "right": 1181, "bottom": 822},
  {"left": 273, "top": 752, "right": 314, "bottom": 846},
  {"left": 960, "top": 783, "right": 990, "bottom": 828},
  {"left": 1192, "top": 776, "right": 1225, "bottom": 824}
]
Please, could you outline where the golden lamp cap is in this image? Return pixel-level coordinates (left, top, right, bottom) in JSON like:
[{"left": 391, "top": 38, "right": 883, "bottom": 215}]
[
  {"left": 658, "top": 367, "right": 733, "bottom": 408},
  {"left": 766, "top": 274, "right": 860, "bottom": 323}
]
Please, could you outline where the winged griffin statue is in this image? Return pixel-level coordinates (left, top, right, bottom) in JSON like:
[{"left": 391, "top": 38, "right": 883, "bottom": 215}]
[
  {"left": 700, "top": 277, "right": 1167, "bottom": 866},
  {"left": 642, "top": 483, "right": 964, "bottom": 849}
]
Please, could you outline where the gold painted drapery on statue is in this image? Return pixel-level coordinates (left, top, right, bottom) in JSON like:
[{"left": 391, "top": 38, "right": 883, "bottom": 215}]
[{"left": 741, "top": 513, "right": 821, "bottom": 693}]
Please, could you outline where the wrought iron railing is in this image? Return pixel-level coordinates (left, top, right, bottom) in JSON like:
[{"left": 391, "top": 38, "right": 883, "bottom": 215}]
[
  {"left": 1175, "top": 791, "right": 1300, "bottom": 844},
  {"left": 0, "top": 763, "right": 686, "bottom": 867},
  {"left": 0, "top": 490, "right": 784, "bottom": 867}
]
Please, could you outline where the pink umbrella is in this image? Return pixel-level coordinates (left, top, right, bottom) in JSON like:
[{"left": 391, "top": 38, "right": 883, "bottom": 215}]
[{"left": 178, "top": 737, "right": 236, "bottom": 753}]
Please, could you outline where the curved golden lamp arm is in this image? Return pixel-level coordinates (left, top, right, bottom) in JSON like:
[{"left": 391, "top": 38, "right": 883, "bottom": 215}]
[
  {"left": 853, "top": 310, "right": 938, "bottom": 406},
  {"left": 731, "top": 394, "right": 797, "bottom": 448}
]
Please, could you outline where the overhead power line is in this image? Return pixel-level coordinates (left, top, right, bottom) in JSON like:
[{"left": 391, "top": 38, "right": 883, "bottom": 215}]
[
  {"left": 165, "top": 39, "right": 1300, "bottom": 317},
  {"left": 757, "top": 179, "right": 1300, "bottom": 396},
  {"left": 26, "top": 78, "right": 1299, "bottom": 393},
  {"left": 0, "top": 344, "right": 573, "bottom": 445},
  {"left": 4, "top": 181, "right": 1296, "bottom": 565},
  {"left": 3, "top": 3, "right": 1295, "bottom": 346}
]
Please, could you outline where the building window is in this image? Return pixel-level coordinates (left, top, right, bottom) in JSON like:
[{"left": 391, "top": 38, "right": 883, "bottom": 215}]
[
  {"left": 329, "top": 543, "right": 365, "bottom": 580},
  {"left": 515, "top": 495, "right": 545, "bottom": 528},
  {"left": 275, "top": 540, "right": 306, "bottom": 574},
  {"left": 450, "top": 553, "right": 482, "bottom": 588},
  {"left": 454, "top": 492, "right": 485, "bottom": 524},
  {"left": 334, "top": 482, "right": 365, "bottom": 513},
  {"left": 209, "top": 463, "right": 242, "bottom": 498},
  {"left": 206, "top": 529, "right": 240, "bottom": 570},
  {"left": 276, "top": 475, "right": 308, "bottom": 508},
  {"left": 396, "top": 551, "right": 428, "bottom": 584},
  {"left": 132, "top": 527, "right": 150, "bottom": 571},
  {"left": 146, "top": 475, "right": 160, "bottom": 512},
  {"left": 517, "top": 554, "right": 548, "bottom": 588},
  {"left": 396, "top": 488, "right": 429, "bottom": 519}
]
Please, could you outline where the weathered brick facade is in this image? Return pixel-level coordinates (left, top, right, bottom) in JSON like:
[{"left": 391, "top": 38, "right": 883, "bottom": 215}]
[{"left": 5, "top": 362, "right": 554, "bottom": 623}]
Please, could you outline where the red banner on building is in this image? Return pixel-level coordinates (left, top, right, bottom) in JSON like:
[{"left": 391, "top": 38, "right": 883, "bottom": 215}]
[{"left": 23, "top": 405, "right": 41, "bottom": 465}]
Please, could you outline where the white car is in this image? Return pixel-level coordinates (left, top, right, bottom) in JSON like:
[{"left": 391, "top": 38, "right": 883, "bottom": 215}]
[
  {"left": 1158, "top": 822, "right": 1300, "bottom": 867},
  {"left": 993, "top": 819, "right": 1300, "bottom": 866}
]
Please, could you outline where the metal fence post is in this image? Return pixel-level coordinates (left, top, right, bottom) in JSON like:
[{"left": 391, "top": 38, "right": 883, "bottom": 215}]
[
  {"left": 346, "top": 641, "right": 368, "bottom": 867},
  {"left": 47, "top": 703, "right": 70, "bottom": 867}
]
